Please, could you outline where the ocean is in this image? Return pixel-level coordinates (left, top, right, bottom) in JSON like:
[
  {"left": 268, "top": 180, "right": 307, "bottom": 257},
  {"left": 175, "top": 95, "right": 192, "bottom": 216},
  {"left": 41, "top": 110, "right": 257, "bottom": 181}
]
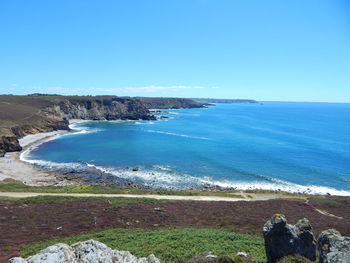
[{"left": 22, "top": 102, "right": 350, "bottom": 195}]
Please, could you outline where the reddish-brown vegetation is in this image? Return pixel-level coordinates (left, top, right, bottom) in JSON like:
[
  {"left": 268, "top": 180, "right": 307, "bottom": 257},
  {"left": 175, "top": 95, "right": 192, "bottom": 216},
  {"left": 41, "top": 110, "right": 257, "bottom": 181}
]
[{"left": 1, "top": 197, "right": 349, "bottom": 262}]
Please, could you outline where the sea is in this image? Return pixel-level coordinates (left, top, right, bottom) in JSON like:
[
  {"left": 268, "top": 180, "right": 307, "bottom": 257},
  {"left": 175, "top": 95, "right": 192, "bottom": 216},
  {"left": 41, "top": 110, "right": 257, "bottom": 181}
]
[{"left": 21, "top": 102, "right": 350, "bottom": 195}]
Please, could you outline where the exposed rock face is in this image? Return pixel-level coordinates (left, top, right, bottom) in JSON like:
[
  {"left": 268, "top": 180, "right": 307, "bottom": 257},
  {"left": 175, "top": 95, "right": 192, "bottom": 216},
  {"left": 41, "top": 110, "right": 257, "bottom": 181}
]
[
  {"left": 318, "top": 229, "right": 350, "bottom": 263},
  {"left": 0, "top": 134, "right": 22, "bottom": 157},
  {"left": 48, "top": 97, "right": 154, "bottom": 121},
  {"left": 263, "top": 214, "right": 316, "bottom": 263},
  {"left": 8, "top": 240, "right": 160, "bottom": 263}
]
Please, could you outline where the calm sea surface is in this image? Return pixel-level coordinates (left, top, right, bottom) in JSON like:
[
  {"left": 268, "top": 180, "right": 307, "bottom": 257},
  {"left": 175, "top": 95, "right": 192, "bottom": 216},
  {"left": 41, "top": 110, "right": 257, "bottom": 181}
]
[{"left": 24, "top": 102, "right": 350, "bottom": 195}]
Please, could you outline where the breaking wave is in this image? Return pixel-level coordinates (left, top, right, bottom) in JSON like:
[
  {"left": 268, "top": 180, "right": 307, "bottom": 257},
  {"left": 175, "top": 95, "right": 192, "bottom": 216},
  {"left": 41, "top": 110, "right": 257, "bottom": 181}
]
[
  {"left": 145, "top": 130, "right": 209, "bottom": 140},
  {"left": 20, "top": 150, "right": 350, "bottom": 196}
]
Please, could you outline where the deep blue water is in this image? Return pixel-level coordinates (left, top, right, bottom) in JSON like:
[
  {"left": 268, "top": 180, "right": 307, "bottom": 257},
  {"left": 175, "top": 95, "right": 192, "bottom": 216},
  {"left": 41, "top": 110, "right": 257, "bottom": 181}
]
[{"left": 24, "top": 102, "right": 350, "bottom": 195}]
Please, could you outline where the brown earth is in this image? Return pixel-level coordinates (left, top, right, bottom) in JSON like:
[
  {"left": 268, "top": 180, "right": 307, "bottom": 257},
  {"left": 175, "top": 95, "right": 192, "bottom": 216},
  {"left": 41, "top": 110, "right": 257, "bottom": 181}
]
[{"left": 1, "top": 197, "right": 349, "bottom": 262}]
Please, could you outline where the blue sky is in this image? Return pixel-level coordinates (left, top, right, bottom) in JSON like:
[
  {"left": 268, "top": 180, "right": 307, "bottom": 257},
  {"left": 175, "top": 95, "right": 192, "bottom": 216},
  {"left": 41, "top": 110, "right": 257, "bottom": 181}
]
[{"left": 0, "top": 0, "right": 349, "bottom": 102}]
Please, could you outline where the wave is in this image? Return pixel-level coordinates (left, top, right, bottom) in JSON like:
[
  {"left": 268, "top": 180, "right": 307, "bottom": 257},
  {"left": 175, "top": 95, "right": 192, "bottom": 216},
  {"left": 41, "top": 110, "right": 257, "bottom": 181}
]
[
  {"left": 167, "top": 111, "right": 200, "bottom": 116},
  {"left": 19, "top": 151, "right": 350, "bottom": 195},
  {"left": 145, "top": 129, "right": 209, "bottom": 140},
  {"left": 135, "top": 121, "right": 155, "bottom": 125}
]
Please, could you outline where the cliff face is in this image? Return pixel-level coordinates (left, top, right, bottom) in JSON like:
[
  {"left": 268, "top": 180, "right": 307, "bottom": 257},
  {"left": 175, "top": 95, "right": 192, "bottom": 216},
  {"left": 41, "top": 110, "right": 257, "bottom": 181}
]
[
  {"left": 0, "top": 96, "right": 154, "bottom": 156},
  {"left": 48, "top": 97, "right": 153, "bottom": 121}
]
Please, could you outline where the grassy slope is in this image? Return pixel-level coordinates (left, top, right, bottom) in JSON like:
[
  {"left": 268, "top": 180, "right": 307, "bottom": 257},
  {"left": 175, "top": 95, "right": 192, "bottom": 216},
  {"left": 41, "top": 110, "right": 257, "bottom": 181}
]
[
  {"left": 20, "top": 228, "right": 265, "bottom": 262},
  {"left": 0, "top": 95, "right": 58, "bottom": 128}
]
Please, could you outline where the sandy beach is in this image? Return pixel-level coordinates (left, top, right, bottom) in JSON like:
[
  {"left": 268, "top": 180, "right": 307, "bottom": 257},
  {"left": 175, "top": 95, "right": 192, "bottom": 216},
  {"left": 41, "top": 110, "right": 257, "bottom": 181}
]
[{"left": 0, "top": 120, "right": 85, "bottom": 185}]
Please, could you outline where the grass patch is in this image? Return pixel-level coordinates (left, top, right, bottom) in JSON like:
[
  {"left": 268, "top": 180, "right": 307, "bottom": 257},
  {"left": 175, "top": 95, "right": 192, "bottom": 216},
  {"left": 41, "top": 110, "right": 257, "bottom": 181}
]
[{"left": 20, "top": 228, "right": 265, "bottom": 262}]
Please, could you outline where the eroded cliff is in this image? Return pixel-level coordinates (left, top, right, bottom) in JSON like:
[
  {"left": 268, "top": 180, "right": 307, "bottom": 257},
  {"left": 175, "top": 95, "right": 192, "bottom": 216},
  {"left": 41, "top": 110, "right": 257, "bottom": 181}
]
[
  {"left": 0, "top": 95, "right": 155, "bottom": 156},
  {"left": 0, "top": 95, "right": 205, "bottom": 156}
]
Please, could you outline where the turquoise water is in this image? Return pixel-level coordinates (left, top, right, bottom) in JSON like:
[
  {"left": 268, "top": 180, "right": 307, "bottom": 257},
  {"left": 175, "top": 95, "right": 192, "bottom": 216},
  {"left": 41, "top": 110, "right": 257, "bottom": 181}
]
[{"left": 23, "top": 102, "right": 350, "bottom": 195}]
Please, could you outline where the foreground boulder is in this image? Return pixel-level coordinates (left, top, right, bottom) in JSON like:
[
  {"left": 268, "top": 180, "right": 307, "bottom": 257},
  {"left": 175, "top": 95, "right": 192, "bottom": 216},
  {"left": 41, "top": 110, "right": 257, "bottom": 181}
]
[
  {"left": 263, "top": 214, "right": 316, "bottom": 263},
  {"left": 318, "top": 229, "right": 350, "bottom": 263},
  {"left": 8, "top": 239, "right": 160, "bottom": 263}
]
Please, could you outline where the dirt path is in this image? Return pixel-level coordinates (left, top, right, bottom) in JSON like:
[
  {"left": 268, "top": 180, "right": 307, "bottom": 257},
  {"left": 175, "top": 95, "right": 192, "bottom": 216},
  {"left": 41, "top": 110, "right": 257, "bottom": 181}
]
[
  {"left": 2, "top": 191, "right": 343, "bottom": 220},
  {"left": 304, "top": 198, "right": 343, "bottom": 219}
]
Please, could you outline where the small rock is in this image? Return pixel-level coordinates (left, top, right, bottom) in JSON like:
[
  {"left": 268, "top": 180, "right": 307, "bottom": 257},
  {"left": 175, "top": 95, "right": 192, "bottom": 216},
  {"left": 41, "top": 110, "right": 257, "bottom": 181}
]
[
  {"left": 236, "top": 252, "right": 248, "bottom": 258},
  {"left": 205, "top": 254, "right": 218, "bottom": 259}
]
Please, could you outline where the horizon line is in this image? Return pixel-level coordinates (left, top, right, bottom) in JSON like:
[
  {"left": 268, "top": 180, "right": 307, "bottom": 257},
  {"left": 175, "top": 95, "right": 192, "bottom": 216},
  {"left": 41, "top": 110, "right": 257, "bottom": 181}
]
[{"left": 0, "top": 93, "right": 349, "bottom": 104}]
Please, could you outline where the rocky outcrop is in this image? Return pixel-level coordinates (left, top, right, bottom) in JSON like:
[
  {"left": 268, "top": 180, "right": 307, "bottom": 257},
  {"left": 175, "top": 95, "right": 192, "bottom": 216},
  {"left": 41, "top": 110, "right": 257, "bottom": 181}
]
[
  {"left": 263, "top": 214, "right": 316, "bottom": 263},
  {"left": 8, "top": 239, "right": 160, "bottom": 263},
  {"left": 0, "top": 133, "right": 22, "bottom": 157},
  {"left": 318, "top": 229, "right": 350, "bottom": 263},
  {"left": 0, "top": 113, "right": 70, "bottom": 156}
]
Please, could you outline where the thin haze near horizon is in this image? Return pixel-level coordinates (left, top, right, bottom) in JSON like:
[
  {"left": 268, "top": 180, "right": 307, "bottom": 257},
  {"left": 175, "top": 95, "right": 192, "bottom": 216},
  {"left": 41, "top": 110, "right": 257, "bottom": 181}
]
[{"left": 0, "top": 0, "right": 349, "bottom": 102}]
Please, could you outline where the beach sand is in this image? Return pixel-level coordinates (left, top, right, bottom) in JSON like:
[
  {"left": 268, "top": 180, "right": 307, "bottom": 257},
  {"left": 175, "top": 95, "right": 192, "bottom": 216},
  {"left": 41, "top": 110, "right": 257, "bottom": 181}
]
[{"left": 0, "top": 120, "right": 85, "bottom": 186}]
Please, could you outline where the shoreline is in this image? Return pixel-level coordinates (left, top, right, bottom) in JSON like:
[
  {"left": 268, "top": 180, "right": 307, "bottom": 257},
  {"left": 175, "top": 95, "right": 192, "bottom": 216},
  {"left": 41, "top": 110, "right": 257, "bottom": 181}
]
[
  {"left": 0, "top": 120, "right": 89, "bottom": 186},
  {"left": 0, "top": 120, "right": 349, "bottom": 196}
]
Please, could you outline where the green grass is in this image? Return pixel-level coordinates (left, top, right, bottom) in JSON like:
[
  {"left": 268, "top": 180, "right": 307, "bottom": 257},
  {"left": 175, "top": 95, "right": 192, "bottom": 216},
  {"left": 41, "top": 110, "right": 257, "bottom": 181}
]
[
  {"left": 20, "top": 228, "right": 265, "bottom": 262},
  {"left": 0, "top": 181, "right": 243, "bottom": 198},
  {"left": 0, "top": 195, "right": 164, "bottom": 205}
]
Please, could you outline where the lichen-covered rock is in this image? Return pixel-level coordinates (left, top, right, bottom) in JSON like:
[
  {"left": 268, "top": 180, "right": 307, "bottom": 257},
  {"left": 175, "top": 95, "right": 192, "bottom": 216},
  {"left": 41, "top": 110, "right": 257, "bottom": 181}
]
[
  {"left": 263, "top": 214, "right": 316, "bottom": 263},
  {"left": 8, "top": 258, "right": 27, "bottom": 263},
  {"left": 7, "top": 240, "right": 161, "bottom": 263},
  {"left": 318, "top": 229, "right": 350, "bottom": 263},
  {"left": 26, "top": 244, "right": 75, "bottom": 263}
]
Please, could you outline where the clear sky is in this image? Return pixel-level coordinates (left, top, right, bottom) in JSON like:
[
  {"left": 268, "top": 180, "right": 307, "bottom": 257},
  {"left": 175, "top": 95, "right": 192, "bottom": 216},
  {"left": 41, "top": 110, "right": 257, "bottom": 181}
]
[{"left": 1, "top": 0, "right": 349, "bottom": 102}]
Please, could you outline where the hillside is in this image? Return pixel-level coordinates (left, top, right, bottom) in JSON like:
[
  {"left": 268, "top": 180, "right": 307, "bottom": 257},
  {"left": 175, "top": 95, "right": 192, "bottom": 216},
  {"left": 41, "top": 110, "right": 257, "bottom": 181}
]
[{"left": 137, "top": 97, "right": 206, "bottom": 109}]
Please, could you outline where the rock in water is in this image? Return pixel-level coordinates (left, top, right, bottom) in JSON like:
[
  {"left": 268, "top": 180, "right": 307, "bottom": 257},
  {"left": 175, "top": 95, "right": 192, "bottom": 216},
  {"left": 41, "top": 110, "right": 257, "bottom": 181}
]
[
  {"left": 318, "top": 229, "right": 350, "bottom": 263},
  {"left": 7, "top": 240, "right": 160, "bottom": 263},
  {"left": 263, "top": 214, "right": 316, "bottom": 263}
]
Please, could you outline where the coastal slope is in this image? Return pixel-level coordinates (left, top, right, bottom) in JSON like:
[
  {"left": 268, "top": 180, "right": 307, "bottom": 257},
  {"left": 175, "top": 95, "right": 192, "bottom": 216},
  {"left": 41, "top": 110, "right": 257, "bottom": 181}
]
[{"left": 137, "top": 97, "right": 206, "bottom": 109}]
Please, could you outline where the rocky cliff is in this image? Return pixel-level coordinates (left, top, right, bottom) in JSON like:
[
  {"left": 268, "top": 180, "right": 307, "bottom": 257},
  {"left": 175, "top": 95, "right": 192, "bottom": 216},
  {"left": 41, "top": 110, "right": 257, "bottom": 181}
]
[
  {"left": 0, "top": 96, "right": 154, "bottom": 156},
  {"left": 0, "top": 95, "right": 204, "bottom": 156},
  {"left": 47, "top": 97, "right": 153, "bottom": 121}
]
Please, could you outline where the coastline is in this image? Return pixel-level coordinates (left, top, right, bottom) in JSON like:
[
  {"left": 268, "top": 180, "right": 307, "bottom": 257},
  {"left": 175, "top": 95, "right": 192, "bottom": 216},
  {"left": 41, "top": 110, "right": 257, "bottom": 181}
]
[
  {"left": 1, "top": 119, "right": 349, "bottom": 196},
  {"left": 0, "top": 120, "right": 87, "bottom": 186}
]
